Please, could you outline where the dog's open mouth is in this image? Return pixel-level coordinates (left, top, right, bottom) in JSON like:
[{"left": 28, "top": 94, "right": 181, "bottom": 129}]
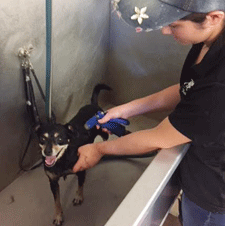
[
  {"left": 45, "top": 156, "right": 57, "bottom": 167},
  {"left": 45, "top": 147, "right": 65, "bottom": 167},
  {"left": 42, "top": 144, "right": 68, "bottom": 168}
]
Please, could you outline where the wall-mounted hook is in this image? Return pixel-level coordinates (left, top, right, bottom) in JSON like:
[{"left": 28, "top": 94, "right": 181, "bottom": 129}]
[
  {"left": 18, "top": 47, "right": 25, "bottom": 58},
  {"left": 18, "top": 45, "right": 34, "bottom": 58},
  {"left": 18, "top": 45, "right": 34, "bottom": 68}
]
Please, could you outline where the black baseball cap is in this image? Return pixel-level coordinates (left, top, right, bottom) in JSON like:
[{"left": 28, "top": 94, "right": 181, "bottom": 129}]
[{"left": 113, "top": 0, "right": 225, "bottom": 31}]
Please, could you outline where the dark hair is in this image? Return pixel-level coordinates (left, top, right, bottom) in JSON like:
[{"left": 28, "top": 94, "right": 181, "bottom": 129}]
[{"left": 181, "top": 13, "right": 208, "bottom": 23}]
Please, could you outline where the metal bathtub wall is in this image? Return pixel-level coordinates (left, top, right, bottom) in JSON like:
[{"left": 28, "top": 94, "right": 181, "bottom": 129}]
[
  {"left": 106, "top": 144, "right": 190, "bottom": 226},
  {"left": 0, "top": 0, "right": 110, "bottom": 191}
]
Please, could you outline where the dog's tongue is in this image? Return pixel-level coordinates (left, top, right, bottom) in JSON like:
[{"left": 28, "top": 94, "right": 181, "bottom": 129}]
[{"left": 45, "top": 156, "right": 56, "bottom": 166}]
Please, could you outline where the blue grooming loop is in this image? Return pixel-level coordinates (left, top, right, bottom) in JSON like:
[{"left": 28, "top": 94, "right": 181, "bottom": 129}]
[{"left": 46, "top": 0, "right": 52, "bottom": 121}]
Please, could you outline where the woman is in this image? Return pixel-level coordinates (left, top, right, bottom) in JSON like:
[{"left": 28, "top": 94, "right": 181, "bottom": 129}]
[{"left": 74, "top": 0, "right": 225, "bottom": 225}]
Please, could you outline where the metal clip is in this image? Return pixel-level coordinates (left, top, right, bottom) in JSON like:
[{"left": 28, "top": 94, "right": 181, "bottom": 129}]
[{"left": 18, "top": 45, "right": 34, "bottom": 69}]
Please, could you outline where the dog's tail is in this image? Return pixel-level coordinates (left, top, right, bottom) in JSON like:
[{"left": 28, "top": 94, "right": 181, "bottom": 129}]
[{"left": 91, "top": 84, "right": 112, "bottom": 105}]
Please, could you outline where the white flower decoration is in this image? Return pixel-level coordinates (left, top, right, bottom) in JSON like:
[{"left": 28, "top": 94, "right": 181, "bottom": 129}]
[{"left": 131, "top": 7, "right": 149, "bottom": 25}]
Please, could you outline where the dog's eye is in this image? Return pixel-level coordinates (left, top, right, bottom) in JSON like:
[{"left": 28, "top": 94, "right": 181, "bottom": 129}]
[
  {"left": 56, "top": 137, "right": 64, "bottom": 145},
  {"left": 40, "top": 136, "right": 46, "bottom": 143}
]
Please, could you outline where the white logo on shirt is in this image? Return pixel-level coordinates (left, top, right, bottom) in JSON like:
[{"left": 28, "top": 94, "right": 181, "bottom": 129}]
[{"left": 181, "top": 79, "right": 195, "bottom": 95}]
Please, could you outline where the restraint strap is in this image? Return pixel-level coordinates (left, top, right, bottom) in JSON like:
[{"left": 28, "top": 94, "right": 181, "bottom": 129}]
[{"left": 22, "top": 66, "right": 41, "bottom": 126}]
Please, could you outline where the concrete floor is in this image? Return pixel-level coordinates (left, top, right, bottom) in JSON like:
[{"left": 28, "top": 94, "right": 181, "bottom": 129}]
[{"left": 0, "top": 113, "right": 161, "bottom": 226}]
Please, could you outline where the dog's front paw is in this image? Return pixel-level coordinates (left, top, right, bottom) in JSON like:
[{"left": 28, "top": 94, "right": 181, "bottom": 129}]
[
  {"left": 72, "top": 191, "right": 84, "bottom": 206},
  {"left": 53, "top": 214, "right": 64, "bottom": 226}
]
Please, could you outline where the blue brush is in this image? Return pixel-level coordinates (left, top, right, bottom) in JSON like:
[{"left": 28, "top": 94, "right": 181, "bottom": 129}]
[{"left": 84, "top": 111, "right": 130, "bottom": 137}]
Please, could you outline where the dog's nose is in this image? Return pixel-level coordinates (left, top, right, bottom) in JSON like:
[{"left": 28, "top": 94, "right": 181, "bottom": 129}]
[{"left": 44, "top": 144, "right": 53, "bottom": 156}]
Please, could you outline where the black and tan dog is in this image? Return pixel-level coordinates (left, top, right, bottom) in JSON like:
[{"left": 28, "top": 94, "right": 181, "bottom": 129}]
[{"left": 35, "top": 84, "right": 111, "bottom": 226}]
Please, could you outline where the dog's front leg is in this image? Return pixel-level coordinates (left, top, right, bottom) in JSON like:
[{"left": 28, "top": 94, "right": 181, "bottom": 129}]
[
  {"left": 73, "top": 171, "right": 86, "bottom": 205},
  {"left": 50, "top": 179, "right": 63, "bottom": 226}
]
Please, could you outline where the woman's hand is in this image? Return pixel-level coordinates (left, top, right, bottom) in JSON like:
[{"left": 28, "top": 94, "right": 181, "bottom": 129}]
[
  {"left": 100, "top": 105, "right": 128, "bottom": 123},
  {"left": 73, "top": 143, "right": 103, "bottom": 172},
  {"left": 97, "top": 105, "right": 129, "bottom": 133}
]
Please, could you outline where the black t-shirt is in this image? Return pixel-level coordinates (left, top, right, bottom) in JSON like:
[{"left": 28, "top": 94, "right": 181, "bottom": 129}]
[{"left": 169, "top": 30, "right": 225, "bottom": 213}]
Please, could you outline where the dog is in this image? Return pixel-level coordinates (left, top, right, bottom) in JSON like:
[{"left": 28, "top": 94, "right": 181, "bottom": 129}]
[{"left": 35, "top": 84, "right": 112, "bottom": 226}]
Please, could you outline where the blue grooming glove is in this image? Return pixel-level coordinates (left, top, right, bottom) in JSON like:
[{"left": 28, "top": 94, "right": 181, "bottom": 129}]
[{"left": 84, "top": 111, "right": 130, "bottom": 137}]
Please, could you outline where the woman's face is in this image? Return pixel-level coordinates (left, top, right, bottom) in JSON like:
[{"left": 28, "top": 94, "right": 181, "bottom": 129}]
[{"left": 161, "top": 20, "right": 212, "bottom": 45}]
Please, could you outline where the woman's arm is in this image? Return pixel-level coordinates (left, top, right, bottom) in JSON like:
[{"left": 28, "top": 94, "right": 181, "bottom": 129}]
[
  {"left": 124, "top": 83, "right": 181, "bottom": 118},
  {"left": 73, "top": 116, "right": 191, "bottom": 172},
  {"left": 98, "top": 84, "right": 180, "bottom": 123}
]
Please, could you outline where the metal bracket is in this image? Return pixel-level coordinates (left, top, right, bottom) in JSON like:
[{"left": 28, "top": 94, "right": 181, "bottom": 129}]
[{"left": 18, "top": 45, "right": 34, "bottom": 69}]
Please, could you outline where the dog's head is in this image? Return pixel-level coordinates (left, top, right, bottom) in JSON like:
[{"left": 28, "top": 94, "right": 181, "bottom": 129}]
[{"left": 35, "top": 123, "right": 75, "bottom": 168}]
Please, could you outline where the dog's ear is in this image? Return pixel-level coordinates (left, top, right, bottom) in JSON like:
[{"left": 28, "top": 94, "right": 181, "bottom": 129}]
[{"left": 65, "top": 124, "right": 79, "bottom": 138}]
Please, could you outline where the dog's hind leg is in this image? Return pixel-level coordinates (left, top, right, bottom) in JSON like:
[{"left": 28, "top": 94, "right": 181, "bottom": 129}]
[
  {"left": 73, "top": 171, "right": 86, "bottom": 206},
  {"left": 49, "top": 179, "right": 64, "bottom": 226}
]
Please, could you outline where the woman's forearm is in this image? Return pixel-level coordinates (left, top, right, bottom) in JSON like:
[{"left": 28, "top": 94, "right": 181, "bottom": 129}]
[
  {"left": 73, "top": 117, "right": 191, "bottom": 172},
  {"left": 123, "top": 84, "right": 180, "bottom": 118},
  {"left": 97, "top": 117, "right": 190, "bottom": 157}
]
